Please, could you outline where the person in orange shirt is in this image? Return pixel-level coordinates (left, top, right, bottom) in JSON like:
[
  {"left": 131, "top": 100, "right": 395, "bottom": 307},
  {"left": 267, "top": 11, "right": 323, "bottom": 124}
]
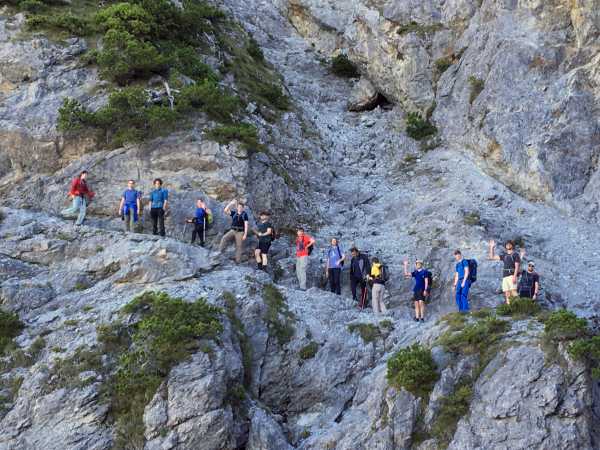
[{"left": 295, "top": 228, "right": 315, "bottom": 290}]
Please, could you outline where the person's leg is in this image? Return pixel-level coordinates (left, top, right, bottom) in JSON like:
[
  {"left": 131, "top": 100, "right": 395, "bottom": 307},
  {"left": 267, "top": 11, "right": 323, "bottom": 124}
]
[
  {"left": 351, "top": 277, "right": 358, "bottom": 301},
  {"left": 372, "top": 284, "right": 381, "bottom": 314},
  {"left": 234, "top": 231, "right": 244, "bottom": 263},
  {"left": 255, "top": 248, "right": 262, "bottom": 266},
  {"left": 333, "top": 268, "right": 341, "bottom": 295},
  {"left": 61, "top": 197, "right": 79, "bottom": 217},
  {"left": 380, "top": 288, "right": 388, "bottom": 314},
  {"left": 76, "top": 197, "right": 86, "bottom": 225},
  {"left": 420, "top": 300, "right": 426, "bottom": 319},
  {"left": 124, "top": 210, "right": 131, "bottom": 232},
  {"left": 198, "top": 223, "right": 205, "bottom": 246},
  {"left": 462, "top": 281, "right": 471, "bottom": 311},
  {"left": 296, "top": 257, "right": 307, "bottom": 290},
  {"left": 456, "top": 285, "right": 463, "bottom": 311},
  {"left": 328, "top": 268, "right": 335, "bottom": 293},
  {"left": 360, "top": 281, "right": 368, "bottom": 308},
  {"left": 261, "top": 253, "right": 268, "bottom": 267},
  {"left": 219, "top": 229, "right": 235, "bottom": 253},
  {"left": 191, "top": 223, "right": 198, "bottom": 243},
  {"left": 150, "top": 208, "right": 158, "bottom": 235},
  {"left": 158, "top": 208, "right": 165, "bottom": 236}
]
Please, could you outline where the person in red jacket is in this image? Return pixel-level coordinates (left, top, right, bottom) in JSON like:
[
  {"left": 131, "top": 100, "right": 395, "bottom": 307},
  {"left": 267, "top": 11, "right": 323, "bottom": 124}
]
[
  {"left": 296, "top": 228, "right": 315, "bottom": 290},
  {"left": 61, "top": 171, "right": 95, "bottom": 226}
]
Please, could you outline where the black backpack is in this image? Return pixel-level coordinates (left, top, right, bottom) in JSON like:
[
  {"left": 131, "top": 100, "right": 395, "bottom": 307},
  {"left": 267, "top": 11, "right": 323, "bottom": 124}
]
[
  {"left": 467, "top": 259, "right": 478, "bottom": 283},
  {"left": 381, "top": 264, "right": 390, "bottom": 283},
  {"left": 424, "top": 269, "right": 433, "bottom": 290}
]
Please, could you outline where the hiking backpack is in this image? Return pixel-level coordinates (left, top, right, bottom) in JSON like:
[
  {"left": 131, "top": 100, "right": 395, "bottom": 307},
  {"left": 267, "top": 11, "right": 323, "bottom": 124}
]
[
  {"left": 424, "top": 269, "right": 433, "bottom": 290},
  {"left": 381, "top": 264, "right": 390, "bottom": 283},
  {"left": 205, "top": 211, "right": 213, "bottom": 228},
  {"left": 467, "top": 259, "right": 478, "bottom": 283}
]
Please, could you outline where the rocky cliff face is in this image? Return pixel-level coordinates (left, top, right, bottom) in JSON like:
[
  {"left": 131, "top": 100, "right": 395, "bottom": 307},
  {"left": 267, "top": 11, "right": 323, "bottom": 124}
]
[{"left": 1, "top": 0, "right": 600, "bottom": 449}]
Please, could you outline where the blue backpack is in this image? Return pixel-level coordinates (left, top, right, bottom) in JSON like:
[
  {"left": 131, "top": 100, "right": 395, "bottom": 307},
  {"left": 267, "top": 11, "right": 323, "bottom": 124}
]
[{"left": 467, "top": 259, "right": 478, "bottom": 283}]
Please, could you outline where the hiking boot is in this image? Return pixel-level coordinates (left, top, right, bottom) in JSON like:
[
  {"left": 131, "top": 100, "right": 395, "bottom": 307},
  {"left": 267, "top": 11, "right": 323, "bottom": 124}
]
[
  {"left": 413, "top": 317, "right": 419, "bottom": 322},
  {"left": 420, "top": 318, "right": 425, "bottom": 323}
]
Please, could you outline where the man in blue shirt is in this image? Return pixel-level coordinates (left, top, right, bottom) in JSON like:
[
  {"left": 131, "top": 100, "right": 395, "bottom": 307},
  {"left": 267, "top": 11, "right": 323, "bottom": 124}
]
[
  {"left": 325, "top": 237, "right": 345, "bottom": 295},
  {"left": 403, "top": 259, "right": 429, "bottom": 322},
  {"left": 453, "top": 249, "right": 470, "bottom": 313},
  {"left": 118, "top": 180, "right": 141, "bottom": 232},
  {"left": 148, "top": 178, "right": 169, "bottom": 237},
  {"left": 186, "top": 199, "right": 212, "bottom": 247}
]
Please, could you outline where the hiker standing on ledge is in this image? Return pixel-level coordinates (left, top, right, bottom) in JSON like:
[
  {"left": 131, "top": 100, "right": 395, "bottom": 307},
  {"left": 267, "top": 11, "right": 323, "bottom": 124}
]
[
  {"left": 218, "top": 200, "right": 248, "bottom": 264},
  {"left": 488, "top": 240, "right": 520, "bottom": 305},
  {"left": 296, "top": 227, "right": 315, "bottom": 290},
  {"left": 61, "top": 170, "right": 95, "bottom": 227},
  {"left": 148, "top": 178, "right": 169, "bottom": 237}
]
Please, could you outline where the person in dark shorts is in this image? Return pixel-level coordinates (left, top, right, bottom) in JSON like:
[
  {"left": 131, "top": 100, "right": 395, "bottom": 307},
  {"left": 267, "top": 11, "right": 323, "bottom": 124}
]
[
  {"left": 488, "top": 240, "right": 521, "bottom": 304},
  {"left": 518, "top": 260, "right": 540, "bottom": 300},
  {"left": 253, "top": 211, "right": 273, "bottom": 271},
  {"left": 404, "top": 259, "right": 429, "bottom": 322}
]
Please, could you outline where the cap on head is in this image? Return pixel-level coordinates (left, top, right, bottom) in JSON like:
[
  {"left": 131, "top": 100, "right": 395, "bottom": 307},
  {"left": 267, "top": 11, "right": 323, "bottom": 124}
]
[
  {"left": 416, "top": 259, "right": 423, "bottom": 265},
  {"left": 528, "top": 261, "right": 535, "bottom": 267}
]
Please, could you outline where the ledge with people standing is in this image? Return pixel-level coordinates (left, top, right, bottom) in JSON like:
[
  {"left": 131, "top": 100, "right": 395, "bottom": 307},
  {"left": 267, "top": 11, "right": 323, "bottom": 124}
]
[{"left": 58, "top": 172, "right": 541, "bottom": 319}]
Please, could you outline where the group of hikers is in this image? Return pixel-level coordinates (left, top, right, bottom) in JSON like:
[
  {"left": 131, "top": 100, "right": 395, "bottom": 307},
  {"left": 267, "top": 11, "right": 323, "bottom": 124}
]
[{"left": 60, "top": 171, "right": 541, "bottom": 320}]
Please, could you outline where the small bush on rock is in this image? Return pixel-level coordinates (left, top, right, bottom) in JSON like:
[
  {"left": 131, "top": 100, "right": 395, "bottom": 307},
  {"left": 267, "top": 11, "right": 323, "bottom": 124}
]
[
  {"left": 496, "top": 297, "right": 541, "bottom": 318},
  {"left": 405, "top": 112, "right": 437, "bottom": 141},
  {"left": 348, "top": 323, "right": 381, "bottom": 343},
  {"left": 468, "top": 76, "right": 485, "bottom": 104},
  {"left": 569, "top": 335, "right": 600, "bottom": 379},
  {"left": 438, "top": 317, "right": 510, "bottom": 355},
  {"left": 430, "top": 383, "right": 473, "bottom": 446},
  {"left": 387, "top": 343, "right": 438, "bottom": 398},
  {"left": 435, "top": 56, "right": 452, "bottom": 74},
  {"left": 299, "top": 341, "right": 319, "bottom": 360},
  {"left": 262, "top": 284, "right": 295, "bottom": 345},
  {"left": 543, "top": 309, "right": 587, "bottom": 342},
  {"left": 330, "top": 54, "right": 359, "bottom": 78},
  {"left": 207, "top": 123, "right": 260, "bottom": 150},
  {"left": 0, "top": 309, "right": 24, "bottom": 356}
]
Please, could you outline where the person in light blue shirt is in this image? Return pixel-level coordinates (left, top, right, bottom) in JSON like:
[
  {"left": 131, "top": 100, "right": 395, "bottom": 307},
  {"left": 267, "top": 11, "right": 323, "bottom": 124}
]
[
  {"left": 325, "top": 237, "right": 345, "bottom": 295},
  {"left": 148, "top": 178, "right": 169, "bottom": 236}
]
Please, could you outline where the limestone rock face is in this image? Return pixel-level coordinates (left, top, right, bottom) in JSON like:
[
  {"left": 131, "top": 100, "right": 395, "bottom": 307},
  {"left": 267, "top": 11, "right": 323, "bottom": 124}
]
[
  {"left": 281, "top": 0, "right": 600, "bottom": 211},
  {"left": 1, "top": 0, "right": 600, "bottom": 448}
]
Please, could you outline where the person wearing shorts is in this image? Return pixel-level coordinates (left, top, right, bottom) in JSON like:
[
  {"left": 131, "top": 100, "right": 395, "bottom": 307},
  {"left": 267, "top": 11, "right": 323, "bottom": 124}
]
[
  {"left": 489, "top": 239, "right": 521, "bottom": 304},
  {"left": 404, "top": 258, "right": 429, "bottom": 322},
  {"left": 254, "top": 211, "right": 273, "bottom": 271}
]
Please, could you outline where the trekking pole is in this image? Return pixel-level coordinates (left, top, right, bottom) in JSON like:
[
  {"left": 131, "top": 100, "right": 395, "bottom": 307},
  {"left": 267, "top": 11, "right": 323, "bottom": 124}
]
[
  {"left": 203, "top": 216, "right": 206, "bottom": 244},
  {"left": 359, "top": 284, "right": 367, "bottom": 310},
  {"left": 182, "top": 221, "right": 188, "bottom": 241}
]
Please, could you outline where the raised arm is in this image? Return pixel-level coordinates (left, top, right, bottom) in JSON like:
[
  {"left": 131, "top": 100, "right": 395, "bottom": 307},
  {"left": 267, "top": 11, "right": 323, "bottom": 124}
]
[
  {"left": 403, "top": 259, "right": 411, "bottom": 278},
  {"left": 488, "top": 240, "right": 501, "bottom": 260},
  {"left": 223, "top": 199, "right": 236, "bottom": 215}
]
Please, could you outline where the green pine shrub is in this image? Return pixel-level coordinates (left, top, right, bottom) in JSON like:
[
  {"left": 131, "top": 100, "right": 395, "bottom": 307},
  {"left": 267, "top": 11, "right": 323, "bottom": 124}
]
[
  {"left": 496, "top": 297, "right": 541, "bottom": 318},
  {"left": 386, "top": 343, "right": 439, "bottom": 398},
  {"left": 0, "top": 309, "right": 23, "bottom": 356},
  {"left": 330, "top": 54, "right": 359, "bottom": 78},
  {"left": 299, "top": 341, "right": 319, "bottom": 360},
  {"left": 543, "top": 309, "right": 588, "bottom": 342},
  {"left": 405, "top": 112, "right": 437, "bottom": 140}
]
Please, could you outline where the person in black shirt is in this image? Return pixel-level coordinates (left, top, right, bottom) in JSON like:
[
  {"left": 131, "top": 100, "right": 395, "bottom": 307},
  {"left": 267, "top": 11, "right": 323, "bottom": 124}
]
[
  {"left": 252, "top": 211, "right": 273, "bottom": 271},
  {"left": 489, "top": 239, "right": 521, "bottom": 304},
  {"left": 518, "top": 259, "right": 540, "bottom": 300},
  {"left": 349, "top": 247, "right": 370, "bottom": 305},
  {"left": 218, "top": 199, "right": 248, "bottom": 263}
]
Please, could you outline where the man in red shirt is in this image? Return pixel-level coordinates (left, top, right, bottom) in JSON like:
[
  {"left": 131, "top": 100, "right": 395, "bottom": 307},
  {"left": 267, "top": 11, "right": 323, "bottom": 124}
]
[
  {"left": 296, "top": 228, "right": 315, "bottom": 290},
  {"left": 60, "top": 171, "right": 95, "bottom": 226}
]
